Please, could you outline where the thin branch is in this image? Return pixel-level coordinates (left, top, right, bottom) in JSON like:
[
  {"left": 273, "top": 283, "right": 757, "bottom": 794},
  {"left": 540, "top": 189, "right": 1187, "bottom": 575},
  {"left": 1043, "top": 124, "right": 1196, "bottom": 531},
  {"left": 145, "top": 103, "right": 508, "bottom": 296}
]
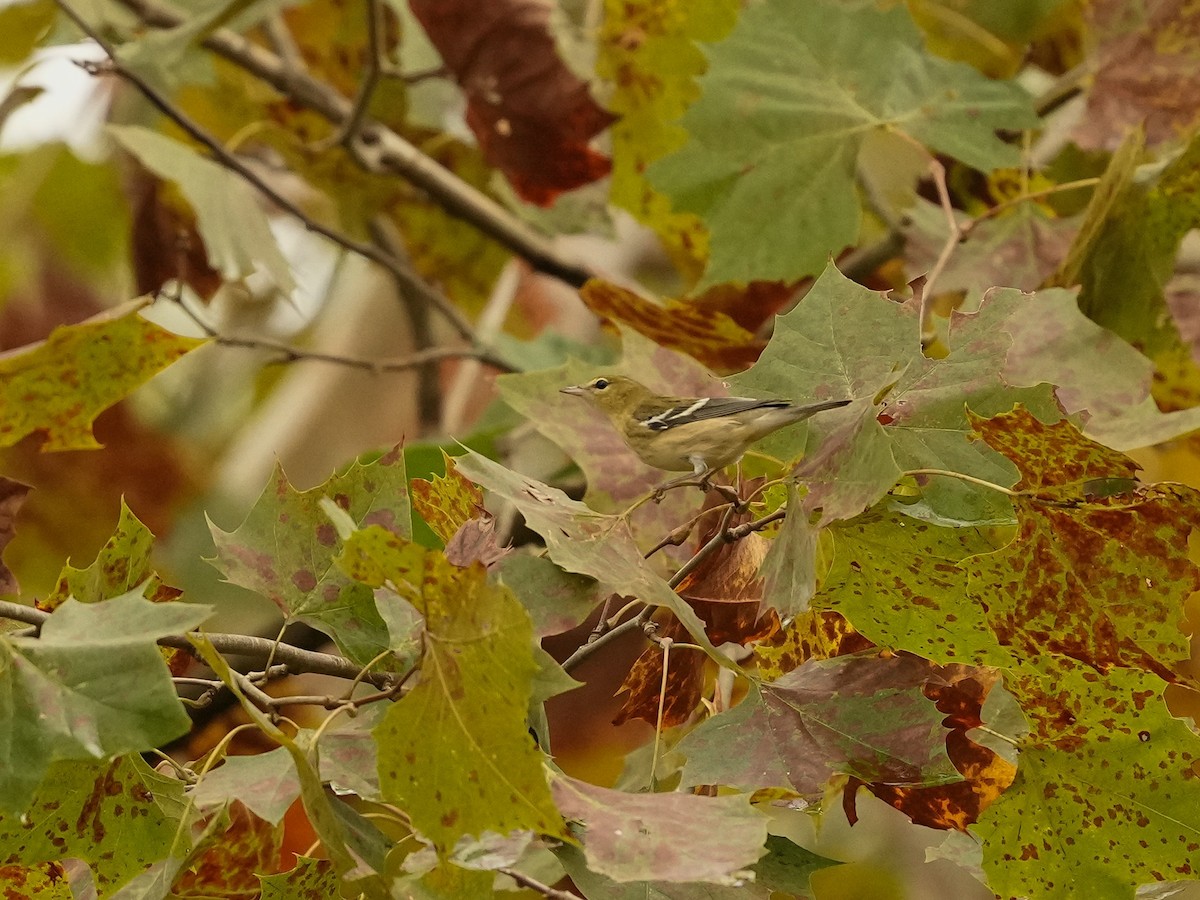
[
  {"left": 108, "top": 0, "right": 596, "bottom": 289},
  {"left": 311, "top": 0, "right": 384, "bottom": 152},
  {"left": 0, "top": 600, "right": 393, "bottom": 686},
  {"left": 496, "top": 868, "right": 581, "bottom": 900},
  {"left": 957, "top": 177, "right": 1101, "bottom": 240},
  {"left": 561, "top": 606, "right": 654, "bottom": 673},
  {"left": 904, "top": 468, "right": 1020, "bottom": 497},
  {"left": 164, "top": 292, "right": 515, "bottom": 373},
  {"left": 55, "top": 0, "right": 480, "bottom": 345},
  {"left": 922, "top": 156, "right": 960, "bottom": 304}
]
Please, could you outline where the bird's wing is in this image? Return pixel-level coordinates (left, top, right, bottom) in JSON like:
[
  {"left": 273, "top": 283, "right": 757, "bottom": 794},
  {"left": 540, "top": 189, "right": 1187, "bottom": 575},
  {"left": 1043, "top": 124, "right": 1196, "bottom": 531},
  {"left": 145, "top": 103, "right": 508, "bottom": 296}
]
[{"left": 634, "top": 396, "right": 787, "bottom": 432}]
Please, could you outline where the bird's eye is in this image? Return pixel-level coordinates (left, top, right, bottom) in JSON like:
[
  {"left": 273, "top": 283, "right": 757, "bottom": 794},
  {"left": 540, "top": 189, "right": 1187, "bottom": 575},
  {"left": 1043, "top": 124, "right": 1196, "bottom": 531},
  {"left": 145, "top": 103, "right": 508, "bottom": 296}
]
[{"left": 593, "top": 378, "right": 609, "bottom": 390}]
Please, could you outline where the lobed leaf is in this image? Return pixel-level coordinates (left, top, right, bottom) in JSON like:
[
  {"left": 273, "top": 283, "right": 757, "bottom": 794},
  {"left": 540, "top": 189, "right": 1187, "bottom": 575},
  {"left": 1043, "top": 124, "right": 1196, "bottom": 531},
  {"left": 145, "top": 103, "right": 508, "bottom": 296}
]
[
  {"left": 649, "top": 0, "right": 1037, "bottom": 286},
  {"left": 208, "top": 446, "right": 409, "bottom": 666},
  {"left": 335, "top": 526, "right": 568, "bottom": 852},
  {"left": 0, "top": 590, "right": 210, "bottom": 812},
  {"left": 0, "top": 301, "right": 207, "bottom": 452}
]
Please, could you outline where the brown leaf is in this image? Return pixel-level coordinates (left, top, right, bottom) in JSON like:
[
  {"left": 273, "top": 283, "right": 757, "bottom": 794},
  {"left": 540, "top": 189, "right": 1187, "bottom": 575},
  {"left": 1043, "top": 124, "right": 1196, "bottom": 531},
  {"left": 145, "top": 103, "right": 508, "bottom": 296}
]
[
  {"left": 410, "top": 0, "right": 616, "bottom": 205},
  {"left": 0, "top": 476, "right": 31, "bottom": 596},
  {"left": 173, "top": 801, "right": 283, "bottom": 897},
  {"left": 443, "top": 515, "right": 511, "bottom": 569},
  {"left": 129, "top": 173, "right": 221, "bottom": 300},
  {"left": 850, "top": 666, "right": 1016, "bottom": 830},
  {"left": 580, "top": 280, "right": 766, "bottom": 374},
  {"left": 1075, "top": 0, "right": 1200, "bottom": 151}
]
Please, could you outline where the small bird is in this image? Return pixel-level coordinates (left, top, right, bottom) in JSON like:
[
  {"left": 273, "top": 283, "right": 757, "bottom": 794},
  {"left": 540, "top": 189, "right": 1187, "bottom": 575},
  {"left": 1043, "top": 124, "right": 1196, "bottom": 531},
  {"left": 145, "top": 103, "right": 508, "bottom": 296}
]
[{"left": 560, "top": 375, "right": 851, "bottom": 481}]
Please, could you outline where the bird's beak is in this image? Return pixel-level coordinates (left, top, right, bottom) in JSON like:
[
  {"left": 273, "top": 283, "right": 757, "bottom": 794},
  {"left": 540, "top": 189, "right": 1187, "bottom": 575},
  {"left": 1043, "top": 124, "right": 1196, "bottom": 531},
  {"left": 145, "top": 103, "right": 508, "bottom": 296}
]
[{"left": 560, "top": 385, "right": 585, "bottom": 396}]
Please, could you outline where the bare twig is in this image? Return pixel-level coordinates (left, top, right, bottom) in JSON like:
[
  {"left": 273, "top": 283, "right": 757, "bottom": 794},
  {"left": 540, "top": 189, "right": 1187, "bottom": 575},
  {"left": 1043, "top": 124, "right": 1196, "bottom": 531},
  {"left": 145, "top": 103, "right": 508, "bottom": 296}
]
[
  {"left": 311, "top": 0, "right": 384, "bottom": 152},
  {"left": 107, "top": 0, "right": 596, "bottom": 288},
  {"left": 497, "top": 868, "right": 581, "bottom": 900},
  {"left": 922, "top": 156, "right": 960, "bottom": 305},
  {"left": 55, "top": 0, "right": 481, "bottom": 344},
  {"left": 0, "top": 600, "right": 393, "bottom": 686},
  {"left": 163, "top": 291, "right": 514, "bottom": 373},
  {"left": 561, "top": 606, "right": 654, "bottom": 673}
]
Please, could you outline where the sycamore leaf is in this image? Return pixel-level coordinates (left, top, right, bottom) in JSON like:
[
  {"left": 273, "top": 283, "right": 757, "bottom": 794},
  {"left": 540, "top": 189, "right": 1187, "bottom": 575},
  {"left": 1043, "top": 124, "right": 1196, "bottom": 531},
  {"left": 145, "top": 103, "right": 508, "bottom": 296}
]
[
  {"left": 965, "top": 408, "right": 1198, "bottom": 679},
  {"left": 0, "top": 863, "right": 71, "bottom": 899},
  {"left": 173, "top": 802, "right": 281, "bottom": 900},
  {"left": 559, "top": 837, "right": 835, "bottom": 900},
  {"left": 410, "top": 451, "right": 483, "bottom": 544},
  {"left": 550, "top": 773, "right": 768, "bottom": 884},
  {"left": 409, "top": 0, "right": 615, "bottom": 205},
  {"left": 0, "top": 300, "right": 207, "bottom": 452},
  {"left": 208, "top": 446, "right": 409, "bottom": 666},
  {"left": 753, "top": 609, "right": 874, "bottom": 683},
  {"left": 975, "top": 659, "right": 1200, "bottom": 897},
  {"left": 730, "top": 264, "right": 1061, "bottom": 525},
  {"left": 595, "top": 0, "right": 738, "bottom": 280},
  {"left": 579, "top": 280, "right": 763, "bottom": 374},
  {"left": 0, "top": 756, "right": 187, "bottom": 896},
  {"left": 190, "top": 747, "right": 299, "bottom": 826},
  {"left": 0, "top": 590, "right": 210, "bottom": 812},
  {"left": 0, "top": 476, "right": 30, "bottom": 596},
  {"left": 679, "top": 655, "right": 959, "bottom": 794},
  {"left": 494, "top": 553, "right": 603, "bottom": 638},
  {"left": 1074, "top": 0, "right": 1200, "bottom": 150},
  {"left": 451, "top": 449, "right": 728, "bottom": 665},
  {"left": 108, "top": 126, "right": 294, "bottom": 293},
  {"left": 817, "top": 505, "right": 1011, "bottom": 667},
  {"left": 334, "top": 527, "right": 567, "bottom": 852},
  {"left": 258, "top": 857, "right": 339, "bottom": 900},
  {"left": 648, "top": 0, "right": 1038, "bottom": 286},
  {"left": 44, "top": 500, "right": 181, "bottom": 609},
  {"left": 851, "top": 667, "right": 1017, "bottom": 831}
]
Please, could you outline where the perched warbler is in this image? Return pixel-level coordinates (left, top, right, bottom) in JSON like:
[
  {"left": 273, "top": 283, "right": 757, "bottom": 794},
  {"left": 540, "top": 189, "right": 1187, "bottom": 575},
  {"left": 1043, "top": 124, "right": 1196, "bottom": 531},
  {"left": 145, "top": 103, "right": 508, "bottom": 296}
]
[{"left": 561, "top": 375, "right": 851, "bottom": 478}]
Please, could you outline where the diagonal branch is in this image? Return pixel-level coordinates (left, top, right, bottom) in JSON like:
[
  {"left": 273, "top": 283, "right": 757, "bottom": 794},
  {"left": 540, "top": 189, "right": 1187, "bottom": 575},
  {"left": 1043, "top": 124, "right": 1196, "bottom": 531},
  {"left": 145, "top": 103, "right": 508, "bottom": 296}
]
[
  {"left": 0, "top": 599, "right": 393, "bottom": 687},
  {"left": 107, "top": 0, "right": 596, "bottom": 289},
  {"left": 55, "top": 0, "right": 485, "bottom": 344}
]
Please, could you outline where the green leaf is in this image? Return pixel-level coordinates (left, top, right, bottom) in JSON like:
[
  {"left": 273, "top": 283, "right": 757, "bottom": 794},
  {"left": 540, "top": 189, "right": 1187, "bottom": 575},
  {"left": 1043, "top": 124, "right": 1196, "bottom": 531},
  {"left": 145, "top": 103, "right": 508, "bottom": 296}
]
[
  {"left": 648, "top": 0, "right": 1038, "bottom": 286},
  {"left": 258, "top": 857, "right": 339, "bottom": 900},
  {"left": 679, "top": 655, "right": 959, "bottom": 794},
  {"left": 0, "top": 863, "right": 72, "bottom": 899},
  {"left": 45, "top": 499, "right": 181, "bottom": 607},
  {"left": 0, "top": 755, "right": 187, "bottom": 896},
  {"left": 0, "top": 0, "right": 55, "bottom": 64},
  {"left": 0, "top": 590, "right": 210, "bottom": 812},
  {"left": 550, "top": 772, "right": 768, "bottom": 884},
  {"left": 0, "top": 300, "right": 207, "bottom": 451},
  {"left": 494, "top": 553, "right": 603, "bottom": 638},
  {"left": 334, "top": 527, "right": 568, "bottom": 852},
  {"left": 451, "top": 449, "right": 729, "bottom": 666},
  {"left": 975, "top": 660, "right": 1200, "bottom": 897},
  {"left": 108, "top": 125, "right": 294, "bottom": 293},
  {"left": 190, "top": 747, "right": 298, "bottom": 825},
  {"left": 208, "top": 446, "right": 410, "bottom": 666},
  {"left": 818, "top": 505, "right": 1011, "bottom": 666},
  {"left": 729, "top": 264, "right": 1061, "bottom": 525}
]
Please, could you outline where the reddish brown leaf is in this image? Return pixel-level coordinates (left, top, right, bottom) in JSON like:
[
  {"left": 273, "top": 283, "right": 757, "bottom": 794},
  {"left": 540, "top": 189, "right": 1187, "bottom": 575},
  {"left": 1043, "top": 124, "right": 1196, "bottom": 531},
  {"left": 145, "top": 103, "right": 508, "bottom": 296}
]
[
  {"left": 129, "top": 173, "right": 221, "bottom": 301},
  {"left": 411, "top": 455, "right": 485, "bottom": 544},
  {"left": 613, "top": 616, "right": 704, "bottom": 728},
  {"left": 410, "top": 0, "right": 616, "bottom": 205},
  {"left": 173, "top": 802, "right": 283, "bottom": 898},
  {"left": 852, "top": 667, "right": 1016, "bottom": 830},
  {"left": 443, "top": 515, "right": 511, "bottom": 569},
  {"left": 1075, "top": 0, "right": 1200, "bottom": 150},
  {"left": 580, "top": 279, "right": 765, "bottom": 374},
  {"left": 0, "top": 476, "right": 31, "bottom": 596}
]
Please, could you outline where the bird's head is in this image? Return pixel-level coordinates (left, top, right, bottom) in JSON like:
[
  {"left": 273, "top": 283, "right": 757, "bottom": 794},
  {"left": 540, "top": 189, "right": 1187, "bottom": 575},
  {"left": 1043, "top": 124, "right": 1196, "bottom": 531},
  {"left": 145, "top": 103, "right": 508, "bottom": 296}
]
[{"left": 560, "top": 375, "right": 652, "bottom": 416}]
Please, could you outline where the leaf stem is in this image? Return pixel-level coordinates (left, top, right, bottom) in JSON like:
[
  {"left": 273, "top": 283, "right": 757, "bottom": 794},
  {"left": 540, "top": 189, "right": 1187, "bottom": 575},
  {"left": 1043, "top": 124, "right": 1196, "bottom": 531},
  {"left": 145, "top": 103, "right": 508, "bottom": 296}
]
[{"left": 904, "top": 468, "right": 1019, "bottom": 497}]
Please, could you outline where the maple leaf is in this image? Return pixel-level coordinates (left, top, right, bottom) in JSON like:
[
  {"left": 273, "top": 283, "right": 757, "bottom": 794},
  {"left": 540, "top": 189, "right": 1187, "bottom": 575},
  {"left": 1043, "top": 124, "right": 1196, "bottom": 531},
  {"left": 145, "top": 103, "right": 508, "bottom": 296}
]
[
  {"left": 579, "top": 279, "right": 764, "bottom": 374},
  {"left": 648, "top": 0, "right": 1037, "bottom": 286},
  {"left": 849, "top": 666, "right": 1017, "bottom": 831},
  {"left": 550, "top": 772, "right": 768, "bottom": 884},
  {"left": 410, "top": 451, "right": 484, "bottom": 544},
  {"left": 0, "top": 300, "right": 207, "bottom": 452},
  {"left": 410, "top": 0, "right": 616, "bottom": 206},
  {"left": 967, "top": 408, "right": 1197, "bottom": 680},
  {"left": 595, "top": 0, "right": 738, "bottom": 280},
  {"left": 679, "top": 654, "right": 960, "bottom": 795},
  {"left": 208, "top": 446, "right": 410, "bottom": 667},
  {"left": 335, "top": 526, "right": 568, "bottom": 852},
  {"left": 975, "top": 658, "right": 1200, "bottom": 897},
  {"left": 1074, "top": 0, "right": 1200, "bottom": 151},
  {"left": 0, "top": 477, "right": 30, "bottom": 597}
]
